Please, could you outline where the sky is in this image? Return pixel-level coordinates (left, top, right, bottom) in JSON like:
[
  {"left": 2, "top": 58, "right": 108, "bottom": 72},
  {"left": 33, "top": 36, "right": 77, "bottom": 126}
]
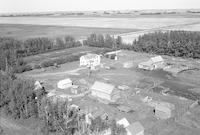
[{"left": 0, "top": 0, "right": 199, "bottom": 13}]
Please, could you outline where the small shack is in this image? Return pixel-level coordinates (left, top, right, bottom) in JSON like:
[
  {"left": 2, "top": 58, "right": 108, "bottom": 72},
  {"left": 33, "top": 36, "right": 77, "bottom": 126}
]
[
  {"left": 117, "top": 118, "right": 130, "bottom": 128},
  {"left": 34, "top": 81, "right": 43, "bottom": 91},
  {"left": 154, "top": 104, "right": 172, "bottom": 119},
  {"left": 57, "top": 78, "right": 72, "bottom": 89},
  {"left": 80, "top": 53, "right": 101, "bottom": 67},
  {"left": 138, "top": 56, "right": 164, "bottom": 70},
  {"left": 126, "top": 121, "right": 144, "bottom": 135},
  {"left": 91, "top": 81, "right": 115, "bottom": 101}
]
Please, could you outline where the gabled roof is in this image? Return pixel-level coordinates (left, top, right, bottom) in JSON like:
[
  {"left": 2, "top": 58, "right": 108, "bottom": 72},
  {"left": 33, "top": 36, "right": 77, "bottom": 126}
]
[
  {"left": 126, "top": 121, "right": 144, "bottom": 135},
  {"left": 91, "top": 81, "right": 115, "bottom": 94},
  {"left": 81, "top": 53, "right": 99, "bottom": 60},
  {"left": 150, "top": 56, "right": 164, "bottom": 63},
  {"left": 117, "top": 118, "right": 130, "bottom": 128}
]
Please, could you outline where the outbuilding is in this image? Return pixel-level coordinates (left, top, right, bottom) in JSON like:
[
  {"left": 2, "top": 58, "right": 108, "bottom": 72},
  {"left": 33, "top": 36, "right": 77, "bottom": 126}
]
[
  {"left": 91, "top": 81, "right": 115, "bottom": 101},
  {"left": 57, "top": 78, "right": 72, "bottom": 89},
  {"left": 138, "top": 56, "right": 164, "bottom": 70},
  {"left": 126, "top": 121, "right": 144, "bottom": 135}
]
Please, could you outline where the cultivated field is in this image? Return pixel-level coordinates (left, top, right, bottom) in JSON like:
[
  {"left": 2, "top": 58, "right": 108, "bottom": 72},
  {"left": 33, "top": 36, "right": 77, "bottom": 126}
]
[
  {"left": 0, "top": 24, "right": 136, "bottom": 39},
  {"left": 1, "top": 16, "right": 200, "bottom": 43}
]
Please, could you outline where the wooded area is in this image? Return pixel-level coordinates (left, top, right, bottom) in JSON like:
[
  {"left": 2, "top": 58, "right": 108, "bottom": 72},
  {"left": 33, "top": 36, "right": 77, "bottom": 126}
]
[{"left": 133, "top": 31, "right": 200, "bottom": 59}]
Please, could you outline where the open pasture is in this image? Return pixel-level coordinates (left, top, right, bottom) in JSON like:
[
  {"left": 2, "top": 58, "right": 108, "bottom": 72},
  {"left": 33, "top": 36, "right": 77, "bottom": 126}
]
[{"left": 0, "top": 23, "right": 136, "bottom": 39}]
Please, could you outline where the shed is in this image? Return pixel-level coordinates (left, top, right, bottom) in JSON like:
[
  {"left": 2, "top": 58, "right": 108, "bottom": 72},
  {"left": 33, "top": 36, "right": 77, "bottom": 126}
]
[
  {"left": 155, "top": 104, "right": 172, "bottom": 119},
  {"left": 57, "top": 78, "right": 72, "bottom": 89},
  {"left": 34, "top": 81, "right": 43, "bottom": 91},
  {"left": 91, "top": 81, "right": 115, "bottom": 101},
  {"left": 126, "top": 121, "right": 144, "bottom": 135},
  {"left": 150, "top": 56, "right": 164, "bottom": 63},
  {"left": 117, "top": 118, "right": 130, "bottom": 128}
]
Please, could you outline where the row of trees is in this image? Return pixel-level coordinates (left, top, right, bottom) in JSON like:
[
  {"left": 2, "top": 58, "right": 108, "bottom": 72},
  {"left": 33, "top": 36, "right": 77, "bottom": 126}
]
[
  {"left": 132, "top": 31, "right": 200, "bottom": 59},
  {"left": 0, "top": 36, "right": 81, "bottom": 72},
  {"left": 83, "top": 34, "right": 123, "bottom": 49}
]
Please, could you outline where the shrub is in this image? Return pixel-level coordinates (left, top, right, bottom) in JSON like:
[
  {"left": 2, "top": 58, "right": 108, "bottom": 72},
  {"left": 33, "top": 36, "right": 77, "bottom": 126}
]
[{"left": 14, "top": 65, "right": 32, "bottom": 73}]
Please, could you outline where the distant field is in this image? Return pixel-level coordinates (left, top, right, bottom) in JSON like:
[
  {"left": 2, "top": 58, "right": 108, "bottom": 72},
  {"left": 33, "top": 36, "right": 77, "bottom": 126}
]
[
  {"left": 0, "top": 24, "right": 137, "bottom": 39},
  {"left": 1, "top": 17, "right": 200, "bottom": 29},
  {"left": 1, "top": 16, "right": 200, "bottom": 42}
]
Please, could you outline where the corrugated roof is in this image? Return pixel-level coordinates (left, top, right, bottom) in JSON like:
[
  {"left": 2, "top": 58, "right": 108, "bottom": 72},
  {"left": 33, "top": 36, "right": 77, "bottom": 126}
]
[
  {"left": 150, "top": 56, "right": 164, "bottom": 63},
  {"left": 91, "top": 81, "right": 115, "bottom": 94},
  {"left": 126, "top": 121, "right": 144, "bottom": 135}
]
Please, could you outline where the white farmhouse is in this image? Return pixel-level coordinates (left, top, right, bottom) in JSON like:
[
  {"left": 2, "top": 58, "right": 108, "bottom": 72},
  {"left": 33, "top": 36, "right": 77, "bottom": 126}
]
[
  {"left": 138, "top": 56, "right": 164, "bottom": 70},
  {"left": 91, "top": 81, "right": 115, "bottom": 101},
  {"left": 80, "top": 53, "right": 101, "bottom": 67}
]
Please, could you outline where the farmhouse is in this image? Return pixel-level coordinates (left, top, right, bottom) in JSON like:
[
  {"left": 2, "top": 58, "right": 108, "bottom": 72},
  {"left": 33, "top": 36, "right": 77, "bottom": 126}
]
[
  {"left": 80, "top": 53, "right": 101, "bottom": 67},
  {"left": 91, "top": 81, "right": 115, "bottom": 101},
  {"left": 57, "top": 78, "right": 72, "bottom": 89},
  {"left": 154, "top": 103, "right": 173, "bottom": 119},
  {"left": 126, "top": 121, "right": 144, "bottom": 135},
  {"left": 138, "top": 56, "right": 164, "bottom": 70}
]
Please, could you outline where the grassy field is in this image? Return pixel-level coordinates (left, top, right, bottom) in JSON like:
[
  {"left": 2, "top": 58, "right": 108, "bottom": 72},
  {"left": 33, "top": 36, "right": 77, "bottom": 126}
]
[{"left": 0, "top": 24, "right": 138, "bottom": 39}]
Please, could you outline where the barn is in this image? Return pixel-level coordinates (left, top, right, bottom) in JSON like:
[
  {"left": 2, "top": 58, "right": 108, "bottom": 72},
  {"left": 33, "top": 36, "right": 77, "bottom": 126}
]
[
  {"left": 138, "top": 56, "right": 164, "bottom": 70},
  {"left": 91, "top": 81, "right": 115, "bottom": 101},
  {"left": 80, "top": 53, "right": 101, "bottom": 67}
]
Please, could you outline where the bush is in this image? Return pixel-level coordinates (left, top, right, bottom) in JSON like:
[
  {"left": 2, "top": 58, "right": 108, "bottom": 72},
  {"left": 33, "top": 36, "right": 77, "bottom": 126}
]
[
  {"left": 14, "top": 65, "right": 32, "bottom": 73},
  {"left": 34, "top": 64, "right": 41, "bottom": 69}
]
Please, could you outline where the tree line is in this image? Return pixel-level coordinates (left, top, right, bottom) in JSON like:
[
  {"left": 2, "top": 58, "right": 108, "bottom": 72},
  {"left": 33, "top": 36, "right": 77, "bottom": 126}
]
[
  {"left": 132, "top": 31, "right": 200, "bottom": 59},
  {"left": 0, "top": 36, "right": 81, "bottom": 73},
  {"left": 84, "top": 31, "right": 200, "bottom": 59}
]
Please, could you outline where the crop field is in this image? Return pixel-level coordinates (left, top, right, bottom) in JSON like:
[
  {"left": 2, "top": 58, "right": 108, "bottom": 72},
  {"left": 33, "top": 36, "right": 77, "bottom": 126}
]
[
  {"left": 21, "top": 50, "right": 200, "bottom": 135},
  {"left": 0, "top": 24, "right": 136, "bottom": 39},
  {"left": 1, "top": 16, "right": 200, "bottom": 43},
  {"left": 1, "top": 17, "right": 200, "bottom": 29}
]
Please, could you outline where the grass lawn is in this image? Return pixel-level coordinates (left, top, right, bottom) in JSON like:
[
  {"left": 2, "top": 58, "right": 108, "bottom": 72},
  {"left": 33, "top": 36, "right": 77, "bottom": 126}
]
[{"left": 0, "top": 24, "right": 139, "bottom": 40}]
